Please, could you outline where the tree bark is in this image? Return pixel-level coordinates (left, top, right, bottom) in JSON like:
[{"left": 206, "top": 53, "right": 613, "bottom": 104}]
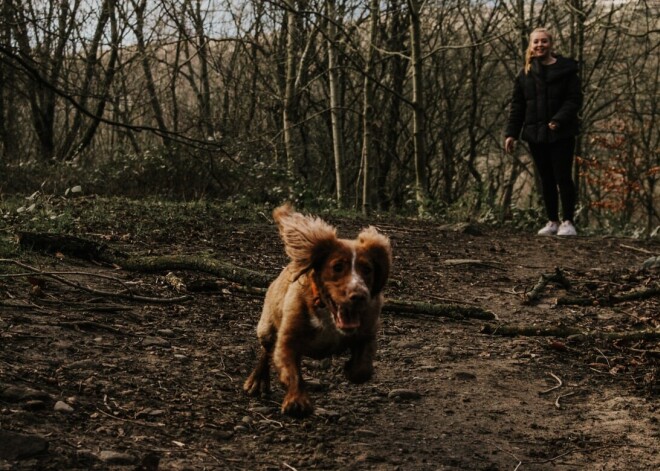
[
  {"left": 191, "top": 0, "right": 214, "bottom": 138},
  {"left": 408, "top": 0, "right": 428, "bottom": 215},
  {"left": 131, "top": 0, "right": 172, "bottom": 152},
  {"left": 361, "top": 0, "right": 379, "bottom": 215},
  {"left": 282, "top": 0, "right": 299, "bottom": 195},
  {"left": 61, "top": 0, "right": 119, "bottom": 162},
  {"left": 327, "top": 0, "right": 345, "bottom": 208}
]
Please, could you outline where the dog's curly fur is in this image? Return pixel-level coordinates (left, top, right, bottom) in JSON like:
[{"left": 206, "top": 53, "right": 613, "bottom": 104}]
[{"left": 243, "top": 204, "right": 392, "bottom": 417}]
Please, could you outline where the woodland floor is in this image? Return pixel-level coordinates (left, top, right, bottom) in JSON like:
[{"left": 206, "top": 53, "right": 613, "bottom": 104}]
[{"left": 0, "top": 200, "right": 658, "bottom": 470}]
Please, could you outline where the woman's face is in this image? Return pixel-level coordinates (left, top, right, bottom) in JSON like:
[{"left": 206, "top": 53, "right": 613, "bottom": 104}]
[{"left": 530, "top": 32, "right": 552, "bottom": 60}]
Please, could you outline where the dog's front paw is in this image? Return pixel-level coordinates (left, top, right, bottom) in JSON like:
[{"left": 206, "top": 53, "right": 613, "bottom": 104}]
[
  {"left": 281, "top": 392, "right": 313, "bottom": 418},
  {"left": 243, "top": 373, "right": 270, "bottom": 397},
  {"left": 344, "top": 360, "right": 373, "bottom": 384}
]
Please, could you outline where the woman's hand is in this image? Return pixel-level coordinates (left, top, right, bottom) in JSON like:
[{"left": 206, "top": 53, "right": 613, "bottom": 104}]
[
  {"left": 548, "top": 121, "right": 560, "bottom": 131},
  {"left": 504, "top": 137, "right": 516, "bottom": 154}
]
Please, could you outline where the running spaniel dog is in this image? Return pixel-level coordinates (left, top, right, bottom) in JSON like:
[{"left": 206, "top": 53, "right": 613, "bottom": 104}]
[{"left": 244, "top": 204, "right": 392, "bottom": 417}]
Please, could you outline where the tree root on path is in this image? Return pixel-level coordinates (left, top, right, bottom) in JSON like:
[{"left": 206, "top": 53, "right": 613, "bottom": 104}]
[
  {"left": 0, "top": 259, "right": 190, "bottom": 304},
  {"left": 383, "top": 299, "right": 495, "bottom": 320},
  {"left": 481, "top": 323, "right": 660, "bottom": 342},
  {"left": 14, "top": 231, "right": 496, "bottom": 321}
]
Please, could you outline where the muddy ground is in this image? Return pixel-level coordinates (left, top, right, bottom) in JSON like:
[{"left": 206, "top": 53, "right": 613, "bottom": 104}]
[{"left": 1, "top": 204, "right": 658, "bottom": 470}]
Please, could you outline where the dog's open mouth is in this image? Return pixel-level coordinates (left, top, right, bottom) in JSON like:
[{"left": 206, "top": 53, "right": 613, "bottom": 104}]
[{"left": 328, "top": 299, "right": 360, "bottom": 332}]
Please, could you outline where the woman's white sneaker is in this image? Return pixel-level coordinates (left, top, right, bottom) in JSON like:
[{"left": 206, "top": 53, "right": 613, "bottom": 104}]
[
  {"left": 537, "top": 221, "right": 559, "bottom": 235},
  {"left": 557, "top": 220, "right": 577, "bottom": 236}
]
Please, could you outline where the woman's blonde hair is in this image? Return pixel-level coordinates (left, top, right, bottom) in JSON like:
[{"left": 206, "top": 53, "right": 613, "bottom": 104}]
[{"left": 524, "top": 27, "right": 553, "bottom": 74}]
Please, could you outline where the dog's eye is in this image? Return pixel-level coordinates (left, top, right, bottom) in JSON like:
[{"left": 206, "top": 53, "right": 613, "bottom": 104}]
[{"left": 332, "top": 262, "right": 344, "bottom": 273}]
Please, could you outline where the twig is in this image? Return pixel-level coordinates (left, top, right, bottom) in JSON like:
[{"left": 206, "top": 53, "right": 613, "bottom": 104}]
[
  {"left": 557, "top": 286, "right": 660, "bottom": 306},
  {"left": 55, "top": 320, "right": 134, "bottom": 336},
  {"left": 0, "top": 270, "right": 136, "bottom": 294},
  {"left": 443, "top": 259, "right": 506, "bottom": 271},
  {"left": 482, "top": 324, "right": 660, "bottom": 342},
  {"left": 594, "top": 348, "right": 611, "bottom": 369},
  {"left": 503, "top": 287, "right": 525, "bottom": 296},
  {"left": 7, "top": 297, "right": 133, "bottom": 313},
  {"left": 426, "top": 293, "right": 480, "bottom": 306},
  {"left": 619, "top": 244, "right": 653, "bottom": 255},
  {"left": 529, "top": 444, "right": 613, "bottom": 464},
  {"left": 0, "top": 300, "right": 47, "bottom": 311},
  {"left": 555, "top": 391, "right": 578, "bottom": 409},
  {"left": 486, "top": 441, "right": 521, "bottom": 465},
  {"left": 524, "top": 267, "right": 571, "bottom": 305},
  {"left": 385, "top": 299, "right": 496, "bottom": 320},
  {"left": 255, "top": 412, "right": 284, "bottom": 428},
  {"left": 95, "top": 407, "right": 165, "bottom": 428},
  {"left": 539, "top": 372, "right": 563, "bottom": 395},
  {"left": 283, "top": 463, "right": 298, "bottom": 471},
  {"left": 629, "top": 347, "right": 660, "bottom": 357}
]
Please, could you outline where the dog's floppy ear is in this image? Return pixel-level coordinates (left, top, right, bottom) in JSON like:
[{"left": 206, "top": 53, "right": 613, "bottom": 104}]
[
  {"left": 358, "top": 226, "right": 392, "bottom": 296},
  {"left": 273, "top": 204, "right": 338, "bottom": 278}
]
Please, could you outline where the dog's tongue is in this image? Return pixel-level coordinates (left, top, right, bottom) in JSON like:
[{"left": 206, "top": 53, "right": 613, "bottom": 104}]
[{"left": 336, "top": 307, "right": 360, "bottom": 330}]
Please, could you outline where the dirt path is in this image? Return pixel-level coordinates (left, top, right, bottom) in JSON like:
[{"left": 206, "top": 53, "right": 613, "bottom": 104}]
[{"left": 1, "top": 214, "right": 658, "bottom": 470}]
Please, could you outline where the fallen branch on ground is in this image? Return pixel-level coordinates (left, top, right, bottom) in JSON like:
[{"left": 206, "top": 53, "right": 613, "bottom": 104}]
[
  {"left": 481, "top": 324, "right": 660, "bottom": 342},
  {"left": 557, "top": 286, "right": 660, "bottom": 306},
  {"left": 17, "top": 231, "right": 273, "bottom": 288},
  {"left": 16, "top": 231, "right": 496, "bottom": 321},
  {"left": 383, "top": 299, "right": 496, "bottom": 320},
  {"left": 443, "top": 259, "right": 506, "bottom": 271},
  {"left": 115, "top": 254, "right": 272, "bottom": 288},
  {"left": 0, "top": 259, "right": 190, "bottom": 304},
  {"left": 524, "top": 267, "right": 571, "bottom": 305}
]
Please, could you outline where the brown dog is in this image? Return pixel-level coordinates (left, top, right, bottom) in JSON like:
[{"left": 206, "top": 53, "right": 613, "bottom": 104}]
[{"left": 244, "top": 204, "right": 392, "bottom": 417}]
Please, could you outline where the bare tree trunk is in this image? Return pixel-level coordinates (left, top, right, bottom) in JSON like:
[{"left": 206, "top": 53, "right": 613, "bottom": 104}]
[
  {"left": 0, "top": 0, "right": 18, "bottom": 162},
  {"left": 500, "top": 159, "right": 522, "bottom": 219},
  {"left": 378, "top": 0, "right": 407, "bottom": 211},
  {"left": 191, "top": 0, "right": 214, "bottom": 138},
  {"left": 326, "top": 0, "right": 345, "bottom": 208},
  {"left": 466, "top": 42, "right": 483, "bottom": 210},
  {"left": 282, "top": 0, "right": 298, "bottom": 195},
  {"left": 408, "top": 0, "right": 428, "bottom": 215},
  {"left": 60, "top": 0, "right": 119, "bottom": 162},
  {"left": 245, "top": 0, "right": 264, "bottom": 132},
  {"left": 11, "top": 0, "right": 80, "bottom": 161},
  {"left": 360, "top": 0, "right": 379, "bottom": 215},
  {"left": 459, "top": 4, "right": 500, "bottom": 213},
  {"left": 569, "top": 0, "right": 586, "bottom": 222},
  {"left": 131, "top": 0, "right": 172, "bottom": 152}
]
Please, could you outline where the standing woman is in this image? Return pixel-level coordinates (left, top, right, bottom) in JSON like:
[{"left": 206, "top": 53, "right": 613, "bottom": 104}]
[{"left": 505, "top": 28, "right": 582, "bottom": 236}]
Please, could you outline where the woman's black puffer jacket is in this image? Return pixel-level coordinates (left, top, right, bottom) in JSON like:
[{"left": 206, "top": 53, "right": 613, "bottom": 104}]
[{"left": 505, "top": 56, "right": 582, "bottom": 144}]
